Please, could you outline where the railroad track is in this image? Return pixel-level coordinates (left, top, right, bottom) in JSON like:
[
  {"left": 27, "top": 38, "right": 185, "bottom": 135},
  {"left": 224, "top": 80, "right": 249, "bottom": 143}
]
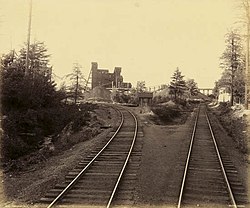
[
  {"left": 40, "top": 105, "right": 143, "bottom": 207},
  {"left": 177, "top": 104, "right": 247, "bottom": 208}
]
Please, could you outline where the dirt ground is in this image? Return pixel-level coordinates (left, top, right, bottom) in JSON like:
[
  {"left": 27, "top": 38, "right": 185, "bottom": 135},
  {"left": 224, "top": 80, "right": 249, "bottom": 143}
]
[
  {"left": 133, "top": 106, "right": 249, "bottom": 208},
  {"left": 0, "top": 104, "right": 248, "bottom": 208},
  {"left": 132, "top": 107, "right": 196, "bottom": 207}
]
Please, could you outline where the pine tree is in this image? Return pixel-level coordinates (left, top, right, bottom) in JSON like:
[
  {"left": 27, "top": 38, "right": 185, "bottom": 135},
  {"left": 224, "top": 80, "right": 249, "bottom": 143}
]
[
  {"left": 1, "top": 43, "right": 60, "bottom": 159},
  {"left": 186, "top": 79, "right": 199, "bottom": 96},
  {"left": 169, "top": 68, "right": 186, "bottom": 100},
  {"left": 19, "top": 41, "right": 52, "bottom": 79}
]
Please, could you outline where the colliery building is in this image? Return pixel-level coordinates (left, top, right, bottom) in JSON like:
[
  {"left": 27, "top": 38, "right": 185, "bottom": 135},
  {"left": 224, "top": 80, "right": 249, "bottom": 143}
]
[{"left": 91, "top": 62, "right": 132, "bottom": 90}]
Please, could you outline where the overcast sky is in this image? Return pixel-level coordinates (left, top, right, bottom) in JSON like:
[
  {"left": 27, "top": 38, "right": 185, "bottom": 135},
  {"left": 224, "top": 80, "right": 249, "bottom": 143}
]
[{"left": 0, "top": 0, "right": 242, "bottom": 88}]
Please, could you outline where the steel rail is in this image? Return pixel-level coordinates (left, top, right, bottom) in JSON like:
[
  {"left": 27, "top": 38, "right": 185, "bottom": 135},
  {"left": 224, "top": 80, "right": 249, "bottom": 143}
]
[
  {"left": 46, "top": 107, "right": 124, "bottom": 208},
  {"left": 177, "top": 106, "right": 200, "bottom": 208},
  {"left": 106, "top": 109, "right": 138, "bottom": 208},
  {"left": 205, "top": 111, "right": 237, "bottom": 208}
]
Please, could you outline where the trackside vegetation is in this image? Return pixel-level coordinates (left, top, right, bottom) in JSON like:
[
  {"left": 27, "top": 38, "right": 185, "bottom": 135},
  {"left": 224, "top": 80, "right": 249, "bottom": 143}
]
[
  {"left": 1, "top": 42, "right": 96, "bottom": 162},
  {"left": 149, "top": 68, "right": 199, "bottom": 124}
]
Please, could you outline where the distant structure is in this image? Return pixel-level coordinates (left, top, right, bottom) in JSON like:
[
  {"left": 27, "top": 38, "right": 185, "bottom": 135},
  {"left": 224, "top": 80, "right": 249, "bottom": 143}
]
[
  {"left": 137, "top": 92, "right": 153, "bottom": 106},
  {"left": 148, "top": 84, "right": 168, "bottom": 92},
  {"left": 198, "top": 88, "right": 213, "bottom": 95},
  {"left": 90, "top": 62, "right": 132, "bottom": 90},
  {"left": 217, "top": 87, "right": 230, "bottom": 102}
]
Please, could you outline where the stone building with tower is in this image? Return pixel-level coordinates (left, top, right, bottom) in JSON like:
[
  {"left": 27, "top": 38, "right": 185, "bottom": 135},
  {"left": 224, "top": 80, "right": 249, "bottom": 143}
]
[{"left": 91, "top": 62, "right": 132, "bottom": 90}]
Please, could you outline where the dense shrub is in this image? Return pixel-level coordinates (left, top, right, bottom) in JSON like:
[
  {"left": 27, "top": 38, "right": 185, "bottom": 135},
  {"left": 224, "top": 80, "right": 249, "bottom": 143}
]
[
  {"left": 175, "top": 98, "right": 187, "bottom": 107},
  {"left": 70, "top": 104, "right": 95, "bottom": 132},
  {"left": 216, "top": 102, "right": 231, "bottom": 115},
  {"left": 112, "top": 91, "right": 138, "bottom": 104},
  {"left": 1, "top": 103, "right": 97, "bottom": 161},
  {"left": 151, "top": 105, "right": 180, "bottom": 122},
  {"left": 215, "top": 103, "right": 248, "bottom": 154},
  {"left": 188, "top": 99, "right": 201, "bottom": 105},
  {"left": 2, "top": 135, "right": 29, "bottom": 160},
  {"left": 1, "top": 47, "right": 98, "bottom": 161},
  {"left": 152, "top": 95, "right": 170, "bottom": 104}
]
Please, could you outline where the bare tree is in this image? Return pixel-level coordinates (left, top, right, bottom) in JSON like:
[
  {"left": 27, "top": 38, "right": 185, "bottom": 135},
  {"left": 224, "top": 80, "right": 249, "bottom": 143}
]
[{"left": 68, "top": 63, "right": 86, "bottom": 104}]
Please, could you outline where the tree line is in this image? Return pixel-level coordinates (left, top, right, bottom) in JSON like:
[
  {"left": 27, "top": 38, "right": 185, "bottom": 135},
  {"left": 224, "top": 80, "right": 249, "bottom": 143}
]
[
  {"left": 1, "top": 42, "right": 95, "bottom": 161},
  {"left": 214, "top": 30, "right": 246, "bottom": 105},
  {"left": 214, "top": 0, "right": 250, "bottom": 106},
  {"left": 137, "top": 68, "right": 199, "bottom": 102},
  {"left": 169, "top": 68, "right": 199, "bottom": 100}
]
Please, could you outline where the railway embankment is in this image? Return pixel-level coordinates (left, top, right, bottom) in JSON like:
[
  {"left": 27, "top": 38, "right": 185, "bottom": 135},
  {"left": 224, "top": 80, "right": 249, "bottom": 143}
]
[
  {"left": 210, "top": 103, "right": 250, "bottom": 161},
  {"left": 1, "top": 104, "right": 118, "bottom": 206},
  {"left": 209, "top": 103, "right": 250, "bottom": 200}
]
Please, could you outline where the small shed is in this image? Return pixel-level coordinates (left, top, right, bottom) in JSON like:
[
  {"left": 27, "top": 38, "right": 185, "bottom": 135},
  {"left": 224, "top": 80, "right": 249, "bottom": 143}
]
[{"left": 137, "top": 92, "right": 153, "bottom": 106}]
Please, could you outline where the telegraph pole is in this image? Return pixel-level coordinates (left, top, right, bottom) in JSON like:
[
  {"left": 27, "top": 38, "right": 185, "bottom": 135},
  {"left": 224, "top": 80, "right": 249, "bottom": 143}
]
[
  {"left": 243, "top": 0, "right": 250, "bottom": 109},
  {"left": 246, "top": 21, "right": 249, "bottom": 109},
  {"left": 25, "top": 0, "right": 32, "bottom": 76}
]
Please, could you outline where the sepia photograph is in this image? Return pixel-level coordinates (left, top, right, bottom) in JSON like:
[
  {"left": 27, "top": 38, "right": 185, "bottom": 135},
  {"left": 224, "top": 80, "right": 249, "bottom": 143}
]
[{"left": 0, "top": 0, "right": 249, "bottom": 207}]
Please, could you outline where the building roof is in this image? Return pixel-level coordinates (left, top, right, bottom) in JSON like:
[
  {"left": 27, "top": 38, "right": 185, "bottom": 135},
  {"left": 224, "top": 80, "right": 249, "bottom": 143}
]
[{"left": 137, "top": 92, "right": 153, "bottom": 98}]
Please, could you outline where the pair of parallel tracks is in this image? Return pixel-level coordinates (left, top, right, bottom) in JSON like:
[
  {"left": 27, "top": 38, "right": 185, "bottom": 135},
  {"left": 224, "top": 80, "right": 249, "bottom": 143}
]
[
  {"left": 41, "top": 103, "right": 247, "bottom": 207},
  {"left": 40, "top": 105, "right": 141, "bottom": 207},
  {"left": 177, "top": 104, "right": 247, "bottom": 207}
]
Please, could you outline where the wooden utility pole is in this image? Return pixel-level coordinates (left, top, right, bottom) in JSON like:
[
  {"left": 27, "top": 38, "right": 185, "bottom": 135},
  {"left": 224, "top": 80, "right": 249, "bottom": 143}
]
[
  {"left": 25, "top": 0, "right": 32, "bottom": 76},
  {"left": 247, "top": 5, "right": 250, "bottom": 109},
  {"left": 231, "top": 37, "right": 235, "bottom": 106},
  {"left": 75, "top": 72, "right": 79, "bottom": 104},
  {"left": 243, "top": 0, "right": 250, "bottom": 109}
]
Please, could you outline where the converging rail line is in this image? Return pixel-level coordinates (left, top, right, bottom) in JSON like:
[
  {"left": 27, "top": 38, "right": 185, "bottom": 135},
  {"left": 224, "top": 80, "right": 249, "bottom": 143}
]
[
  {"left": 177, "top": 104, "right": 247, "bottom": 208},
  {"left": 40, "top": 105, "right": 140, "bottom": 207}
]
